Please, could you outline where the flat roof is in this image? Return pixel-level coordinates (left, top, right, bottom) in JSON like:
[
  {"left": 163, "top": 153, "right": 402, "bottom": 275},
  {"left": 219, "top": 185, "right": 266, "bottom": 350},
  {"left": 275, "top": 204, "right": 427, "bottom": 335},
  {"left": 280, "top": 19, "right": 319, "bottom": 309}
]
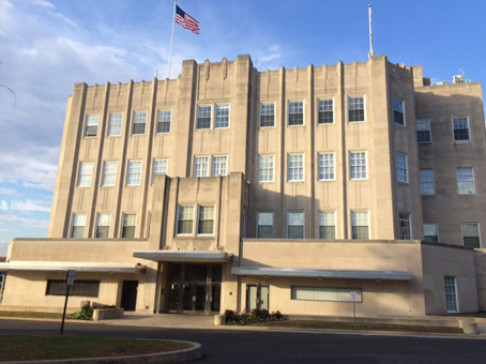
[{"left": 0, "top": 261, "right": 146, "bottom": 273}]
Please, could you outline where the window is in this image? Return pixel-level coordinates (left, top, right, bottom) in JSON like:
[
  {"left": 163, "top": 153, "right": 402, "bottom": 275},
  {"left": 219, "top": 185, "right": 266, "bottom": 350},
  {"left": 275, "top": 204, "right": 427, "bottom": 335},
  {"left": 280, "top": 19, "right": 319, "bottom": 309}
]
[
  {"left": 156, "top": 110, "right": 171, "bottom": 133},
  {"left": 152, "top": 159, "right": 168, "bottom": 184},
  {"left": 457, "top": 168, "right": 475, "bottom": 194},
  {"left": 107, "top": 113, "right": 123, "bottom": 136},
  {"left": 288, "top": 101, "right": 304, "bottom": 126},
  {"left": 317, "top": 99, "right": 334, "bottom": 124},
  {"left": 96, "top": 213, "right": 111, "bottom": 238},
  {"left": 197, "top": 105, "right": 211, "bottom": 129},
  {"left": 318, "top": 211, "right": 336, "bottom": 239},
  {"left": 78, "top": 163, "right": 93, "bottom": 187},
  {"left": 399, "top": 212, "right": 411, "bottom": 240},
  {"left": 453, "top": 117, "right": 470, "bottom": 141},
  {"left": 101, "top": 161, "right": 118, "bottom": 187},
  {"left": 46, "top": 280, "right": 100, "bottom": 297},
  {"left": 194, "top": 156, "right": 209, "bottom": 177},
  {"left": 349, "top": 152, "right": 367, "bottom": 180},
  {"left": 84, "top": 115, "right": 99, "bottom": 137},
  {"left": 215, "top": 104, "right": 230, "bottom": 128},
  {"left": 288, "top": 154, "right": 304, "bottom": 182},
  {"left": 420, "top": 169, "right": 435, "bottom": 195},
  {"left": 424, "top": 223, "right": 439, "bottom": 242},
  {"left": 348, "top": 96, "right": 365, "bottom": 122},
  {"left": 132, "top": 111, "right": 147, "bottom": 135},
  {"left": 257, "top": 212, "right": 274, "bottom": 238},
  {"left": 444, "top": 276, "right": 458, "bottom": 313},
  {"left": 287, "top": 211, "right": 304, "bottom": 239},
  {"left": 396, "top": 153, "right": 408, "bottom": 183},
  {"left": 212, "top": 156, "right": 228, "bottom": 177},
  {"left": 121, "top": 213, "right": 136, "bottom": 238},
  {"left": 351, "top": 211, "right": 369, "bottom": 240},
  {"left": 462, "top": 223, "right": 480, "bottom": 248},
  {"left": 198, "top": 206, "right": 215, "bottom": 235},
  {"left": 393, "top": 98, "right": 405, "bottom": 125},
  {"left": 177, "top": 206, "right": 194, "bottom": 235},
  {"left": 258, "top": 155, "right": 274, "bottom": 182},
  {"left": 260, "top": 103, "right": 275, "bottom": 127},
  {"left": 127, "top": 161, "right": 142, "bottom": 186},
  {"left": 291, "top": 287, "right": 362, "bottom": 303},
  {"left": 71, "top": 214, "right": 86, "bottom": 238},
  {"left": 416, "top": 119, "right": 431, "bottom": 143},
  {"left": 317, "top": 153, "right": 335, "bottom": 181}
]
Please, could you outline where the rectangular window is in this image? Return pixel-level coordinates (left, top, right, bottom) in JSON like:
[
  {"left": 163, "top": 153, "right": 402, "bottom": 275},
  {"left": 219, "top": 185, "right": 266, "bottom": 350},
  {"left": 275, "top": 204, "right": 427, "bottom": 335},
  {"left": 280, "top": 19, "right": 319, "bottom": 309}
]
[
  {"left": 78, "top": 163, "right": 93, "bottom": 187},
  {"left": 416, "top": 119, "right": 431, "bottom": 143},
  {"left": 424, "top": 223, "right": 439, "bottom": 242},
  {"left": 132, "top": 111, "right": 147, "bottom": 135},
  {"left": 156, "top": 110, "right": 171, "bottom": 133},
  {"left": 393, "top": 98, "right": 405, "bottom": 125},
  {"left": 420, "top": 169, "right": 435, "bottom": 195},
  {"left": 96, "top": 213, "right": 111, "bottom": 238},
  {"left": 348, "top": 96, "right": 365, "bottom": 122},
  {"left": 317, "top": 99, "right": 334, "bottom": 124},
  {"left": 121, "top": 213, "right": 136, "bottom": 238},
  {"left": 198, "top": 206, "right": 215, "bottom": 235},
  {"left": 457, "top": 168, "right": 475, "bottom": 194},
  {"left": 257, "top": 212, "right": 274, "bottom": 238},
  {"left": 260, "top": 103, "right": 275, "bottom": 127},
  {"left": 107, "top": 113, "right": 123, "bottom": 136},
  {"left": 317, "top": 153, "right": 335, "bottom": 181},
  {"left": 291, "top": 287, "right": 362, "bottom": 303},
  {"left": 287, "top": 211, "right": 304, "bottom": 239},
  {"left": 318, "top": 211, "right": 336, "bottom": 239},
  {"left": 453, "top": 117, "right": 470, "bottom": 141},
  {"left": 396, "top": 153, "right": 408, "bottom": 183},
  {"left": 197, "top": 105, "right": 211, "bottom": 129},
  {"left": 462, "top": 223, "right": 481, "bottom": 248},
  {"left": 288, "top": 154, "right": 304, "bottom": 182},
  {"left": 215, "top": 104, "right": 230, "bottom": 128},
  {"left": 399, "top": 212, "right": 411, "bottom": 240},
  {"left": 127, "top": 161, "right": 142, "bottom": 186},
  {"left": 177, "top": 206, "right": 194, "bottom": 235},
  {"left": 212, "top": 156, "right": 228, "bottom": 177},
  {"left": 101, "top": 161, "right": 118, "bottom": 187},
  {"left": 258, "top": 155, "right": 274, "bottom": 182},
  {"left": 351, "top": 211, "right": 369, "bottom": 240},
  {"left": 288, "top": 101, "right": 304, "bottom": 126},
  {"left": 71, "top": 214, "right": 86, "bottom": 238},
  {"left": 194, "top": 156, "right": 209, "bottom": 177},
  {"left": 152, "top": 159, "right": 168, "bottom": 184},
  {"left": 46, "top": 280, "right": 100, "bottom": 297},
  {"left": 444, "top": 276, "right": 458, "bottom": 313},
  {"left": 84, "top": 115, "right": 99, "bottom": 137},
  {"left": 349, "top": 152, "right": 367, "bottom": 180}
]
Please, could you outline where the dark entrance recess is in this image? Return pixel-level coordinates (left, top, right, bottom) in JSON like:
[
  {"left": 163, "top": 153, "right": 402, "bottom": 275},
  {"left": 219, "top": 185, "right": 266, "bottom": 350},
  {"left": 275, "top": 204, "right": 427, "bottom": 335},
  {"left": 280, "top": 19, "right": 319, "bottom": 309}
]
[{"left": 120, "top": 280, "right": 138, "bottom": 311}]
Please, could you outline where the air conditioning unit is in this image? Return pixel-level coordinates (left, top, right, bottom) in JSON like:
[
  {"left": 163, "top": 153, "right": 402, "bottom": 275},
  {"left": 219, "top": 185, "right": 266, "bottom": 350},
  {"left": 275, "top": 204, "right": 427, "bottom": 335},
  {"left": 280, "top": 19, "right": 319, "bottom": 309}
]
[{"left": 453, "top": 75, "right": 465, "bottom": 84}]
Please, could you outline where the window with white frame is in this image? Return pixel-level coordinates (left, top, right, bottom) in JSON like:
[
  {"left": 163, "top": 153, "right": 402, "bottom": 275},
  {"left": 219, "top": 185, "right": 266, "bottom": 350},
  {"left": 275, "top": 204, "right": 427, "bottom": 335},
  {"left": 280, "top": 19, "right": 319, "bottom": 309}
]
[
  {"left": 444, "top": 276, "right": 458, "bottom": 313},
  {"left": 152, "top": 159, "right": 168, "bottom": 184},
  {"left": 156, "top": 110, "right": 171, "bottom": 133},
  {"left": 351, "top": 211, "right": 369, "bottom": 240},
  {"left": 126, "top": 160, "right": 142, "bottom": 186},
  {"left": 121, "top": 213, "right": 136, "bottom": 238},
  {"left": 197, "top": 105, "right": 211, "bottom": 129},
  {"left": 424, "top": 223, "right": 439, "bottom": 242},
  {"left": 393, "top": 98, "right": 405, "bottom": 125},
  {"left": 399, "top": 211, "right": 411, "bottom": 240},
  {"left": 456, "top": 167, "right": 475, "bottom": 194},
  {"left": 348, "top": 96, "right": 365, "bottom": 122},
  {"left": 177, "top": 206, "right": 194, "bottom": 235},
  {"left": 318, "top": 211, "right": 336, "bottom": 239},
  {"left": 291, "top": 286, "right": 362, "bottom": 303},
  {"left": 462, "top": 223, "right": 481, "bottom": 248},
  {"left": 416, "top": 119, "right": 431, "bottom": 143},
  {"left": 78, "top": 162, "right": 93, "bottom": 187},
  {"left": 257, "top": 212, "right": 274, "bottom": 238},
  {"left": 396, "top": 152, "right": 408, "bottom": 183},
  {"left": 419, "top": 169, "right": 435, "bottom": 195},
  {"left": 287, "top": 211, "right": 304, "bottom": 239},
  {"left": 317, "top": 153, "right": 335, "bottom": 181},
  {"left": 212, "top": 155, "right": 228, "bottom": 177},
  {"left": 288, "top": 101, "right": 304, "bottom": 126},
  {"left": 71, "top": 214, "right": 86, "bottom": 238},
  {"left": 260, "top": 103, "right": 275, "bottom": 127},
  {"left": 453, "top": 117, "right": 470, "bottom": 141},
  {"left": 84, "top": 115, "right": 99, "bottom": 137},
  {"left": 317, "top": 99, "right": 334, "bottom": 124},
  {"left": 198, "top": 205, "right": 215, "bottom": 235},
  {"left": 349, "top": 152, "right": 367, "bottom": 180},
  {"left": 287, "top": 154, "right": 304, "bottom": 182},
  {"left": 132, "top": 111, "right": 147, "bottom": 135},
  {"left": 101, "top": 161, "right": 118, "bottom": 187},
  {"left": 107, "top": 113, "right": 123, "bottom": 136},
  {"left": 215, "top": 104, "right": 230, "bottom": 128},
  {"left": 96, "top": 213, "right": 111, "bottom": 238},
  {"left": 194, "top": 156, "right": 209, "bottom": 177},
  {"left": 258, "top": 155, "right": 274, "bottom": 182}
]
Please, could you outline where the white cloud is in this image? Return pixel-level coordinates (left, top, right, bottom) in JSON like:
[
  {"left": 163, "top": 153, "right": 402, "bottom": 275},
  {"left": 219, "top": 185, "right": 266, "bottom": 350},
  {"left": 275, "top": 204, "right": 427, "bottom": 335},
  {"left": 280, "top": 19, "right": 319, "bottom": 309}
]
[
  {"left": 255, "top": 45, "right": 283, "bottom": 69},
  {"left": 0, "top": 200, "right": 7, "bottom": 211},
  {"left": 10, "top": 199, "right": 51, "bottom": 213},
  {"left": 0, "top": 188, "right": 17, "bottom": 196}
]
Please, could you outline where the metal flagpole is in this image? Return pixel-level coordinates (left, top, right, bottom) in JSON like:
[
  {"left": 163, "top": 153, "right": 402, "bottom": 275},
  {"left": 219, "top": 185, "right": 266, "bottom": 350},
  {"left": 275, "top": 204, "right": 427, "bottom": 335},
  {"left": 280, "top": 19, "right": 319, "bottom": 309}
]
[
  {"left": 167, "top": 0, "right": 178, "bottom": 78},
  {"left": 368, "top": 4, "right": 375, "bottom": 57}
]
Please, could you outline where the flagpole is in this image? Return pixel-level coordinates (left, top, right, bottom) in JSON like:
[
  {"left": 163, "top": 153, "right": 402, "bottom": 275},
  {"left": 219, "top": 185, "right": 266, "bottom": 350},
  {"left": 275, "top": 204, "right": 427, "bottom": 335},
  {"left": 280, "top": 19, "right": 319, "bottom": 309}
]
[
  {"left": 368, "top": 4, "right": 375, "bottom": 58},
  {"left": 167, "top": 0, "right": 178, "bottom": 78}
]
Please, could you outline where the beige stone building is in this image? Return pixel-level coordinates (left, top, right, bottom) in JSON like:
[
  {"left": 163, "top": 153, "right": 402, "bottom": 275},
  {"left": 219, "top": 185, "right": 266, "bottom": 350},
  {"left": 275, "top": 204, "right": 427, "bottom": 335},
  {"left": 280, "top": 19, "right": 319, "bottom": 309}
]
[{"left": 1, "top": 54, "right": 486, "bottom": 318}]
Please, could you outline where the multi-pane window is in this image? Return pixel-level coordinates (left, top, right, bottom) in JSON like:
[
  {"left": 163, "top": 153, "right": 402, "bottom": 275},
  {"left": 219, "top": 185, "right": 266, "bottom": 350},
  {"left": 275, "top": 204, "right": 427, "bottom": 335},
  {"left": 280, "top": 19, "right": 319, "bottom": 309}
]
[
  {"left": 132, "top": 111, "right": 147, "bottom": 135},
  {"left": 177, "top": 206, "right": 194, "bottom": 235},
  {"left": 424, "top": 223, "right": 439, "bottom": 242},
  {"left": 85, "top": 115, "right": 99, "bottom": 137},
  {"left": 393, "top": 98, "right": 405, "bottom": 125},
  {"left": 416, "top": 119, "right": 431, "bottom": 143},
  {"left": 318, "top": 211, "right": 336, "bottom": 239},
  {"left": 152, "top": 159, "right": 168, "bottom": 184},
  {"left": 457, "top": 168, "right": 475, "bottom": 194},
  {"left": 215, "top": 104, "right": 230, "bottom": 128},
  {"left": 96, "top": 213, "right": 111, "bottom": 238},
  {"left": 348, "top": 96, "right": 365, "bottom": 122},
  {"left": 78, "top": 163, "right": 93, "bottom": 187},
  {"left": 198, "top": 206, "right": 215, "bottom": 235},
  {"left": 212, "top": 156, "right": 228, "bottom": 177},
  {"left": 462, "top": 223, "right": 481, "bottom": 248},
  {"left": 317, "top": 99, "right": 334, "bottom": 124},
  {"left": 197, "top": 105, "right": 211, "bottom": 129},
  {"left": 444, "top": 276, "right": 458, "bottom": 313},
  {"left": 288, "top": 101, "right": 304, "bottom": 126},
  {"left": 194, "top": 156, "right": 209, "bottom": 177},
  {"left": 351, "top": 211, "right": 369, "bottom": 240},
  {"left": 317, "top": 153, "right": 335, "bottom": 181},
  {"left": 396, "top": 153, "right": 408, "bottom": 183},
  {"left": 126, "top": 161, "right": 142, "bottom": 186},
  {"left": 107, "top": 113, "right": 123, "bottom": 136},
  {"left": 260, "top": 103, "right": 275, "bottom": 127},
  {"left": 288, "top": 154, "right": 304, "bottom": 182},
  {"left": 349, "top": 152, "right": 367, "bottom": 180},
  {"left": 257, "top": 212, "right": 274, "bottom": 238},
  {"left": 156, "top": 110, "right": 171, "bottom": 133},
  {"left": 453, "top": 117, "right": 470, "bottom": 141},
  {"left": 258, "top": 155, "right": 274, "bottom": 182},
  {"left": 101, "top": 161, "right": 118, "bottom": 187},
  {"left": 420, "top": 169, "right": 435, "bottom": 195},
  {"left": 291, "top": 287, "right": 362, "bottom": 303},
  {"left": 399, "top": 212, "right": 411, "bottom": 240},
  {"left": 71, "top": 214, "right": 86, "bottom": 238},
  {"left": 121, "top": 213, "right": 136, "bottom": 238},
  {"left": 46, "top": 280, "right": 100, "bottom": 297},
  {"left": 287, "top": 211, "right": 304, "bottom": 239}
]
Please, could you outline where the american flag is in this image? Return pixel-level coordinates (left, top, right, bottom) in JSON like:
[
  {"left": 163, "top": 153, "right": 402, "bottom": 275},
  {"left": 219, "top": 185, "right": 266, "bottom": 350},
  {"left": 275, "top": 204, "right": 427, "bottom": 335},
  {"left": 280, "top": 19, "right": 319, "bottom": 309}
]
[{"left": 175, "top": 5, "right": 200, "bottom": 35}]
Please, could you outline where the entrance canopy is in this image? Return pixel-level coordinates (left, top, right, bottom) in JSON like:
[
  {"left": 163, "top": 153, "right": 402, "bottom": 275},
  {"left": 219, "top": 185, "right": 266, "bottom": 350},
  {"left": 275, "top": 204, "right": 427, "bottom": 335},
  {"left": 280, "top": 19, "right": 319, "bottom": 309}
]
[
  {"left": 133, "top": 250, "right": 233, "bottom": 263},
  {"left": 0, "top": 261, "right": 146, "bottom": 273}
]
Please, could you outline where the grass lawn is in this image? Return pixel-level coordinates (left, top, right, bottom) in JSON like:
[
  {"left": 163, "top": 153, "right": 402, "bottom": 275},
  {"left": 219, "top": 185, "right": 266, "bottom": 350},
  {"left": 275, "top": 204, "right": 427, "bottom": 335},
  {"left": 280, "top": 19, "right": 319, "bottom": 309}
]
[{"left": 0, "top": 335, "right": 192, "bottom": 362}]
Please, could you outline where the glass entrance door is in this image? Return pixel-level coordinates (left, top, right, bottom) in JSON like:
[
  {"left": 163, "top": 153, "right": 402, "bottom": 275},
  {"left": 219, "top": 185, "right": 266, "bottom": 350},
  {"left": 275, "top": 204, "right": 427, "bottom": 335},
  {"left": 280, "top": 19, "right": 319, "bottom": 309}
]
[{"left": 246, "top": 284, "right": 269, "bottom": 311}]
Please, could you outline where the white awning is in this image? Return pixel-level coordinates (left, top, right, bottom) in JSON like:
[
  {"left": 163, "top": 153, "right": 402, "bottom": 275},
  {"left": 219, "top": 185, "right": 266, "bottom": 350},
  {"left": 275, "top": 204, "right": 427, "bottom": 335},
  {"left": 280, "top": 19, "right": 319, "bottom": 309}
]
[
  {"left": 0, "top": 261, "right": 146, "bottom": 273},
  {"left": 133, "top": 250, "right": 232, "bottom": 263}
]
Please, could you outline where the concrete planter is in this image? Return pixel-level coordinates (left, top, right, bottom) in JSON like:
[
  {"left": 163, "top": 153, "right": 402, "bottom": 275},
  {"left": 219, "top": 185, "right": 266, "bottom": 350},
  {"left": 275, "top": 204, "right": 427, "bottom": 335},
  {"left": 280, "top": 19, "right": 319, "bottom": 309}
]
[
  {"left": 461, "top": 320, "right": 478, "bottom": 334},
  {"left": 93, "top": 307, "right": 124, "bottom": 321}
]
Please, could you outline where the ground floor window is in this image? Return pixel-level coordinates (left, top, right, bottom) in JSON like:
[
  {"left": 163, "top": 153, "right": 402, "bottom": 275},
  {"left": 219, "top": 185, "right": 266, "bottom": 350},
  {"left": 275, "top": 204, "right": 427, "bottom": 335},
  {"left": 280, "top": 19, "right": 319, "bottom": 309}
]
[
  {"left": 45, "top": 279, "right": 100, "bottom": 297},
  {"left": 291, "top": 286, "right": 362, "bottom": 303},
  {"left": 444, "top": 276, "right": 458, "bottom": 313}
]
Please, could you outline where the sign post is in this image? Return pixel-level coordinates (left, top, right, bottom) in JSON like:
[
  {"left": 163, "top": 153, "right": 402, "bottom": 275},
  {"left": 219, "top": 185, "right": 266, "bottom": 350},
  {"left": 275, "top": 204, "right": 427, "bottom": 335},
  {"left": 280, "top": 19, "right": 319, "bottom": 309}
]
[
  {"left": 350, "top": 291, "right": 358, "bottom": 330},
  {"left": 60, "top": 270, "right": 75, "bottom": 335}
]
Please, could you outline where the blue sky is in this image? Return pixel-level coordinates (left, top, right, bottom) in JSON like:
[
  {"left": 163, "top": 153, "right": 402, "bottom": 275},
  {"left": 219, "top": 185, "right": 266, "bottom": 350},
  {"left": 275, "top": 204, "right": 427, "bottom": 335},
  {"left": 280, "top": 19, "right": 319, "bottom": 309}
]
[{"left": 1, "top": 0, "right": 485, "bottom": 256}]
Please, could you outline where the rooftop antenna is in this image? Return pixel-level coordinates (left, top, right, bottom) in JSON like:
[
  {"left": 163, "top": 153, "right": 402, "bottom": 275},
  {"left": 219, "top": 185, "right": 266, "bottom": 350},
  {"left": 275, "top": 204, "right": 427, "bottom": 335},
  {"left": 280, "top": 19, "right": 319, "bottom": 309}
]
[{"left": 368, "top": 4, "right": 375, "bottom": 57}]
